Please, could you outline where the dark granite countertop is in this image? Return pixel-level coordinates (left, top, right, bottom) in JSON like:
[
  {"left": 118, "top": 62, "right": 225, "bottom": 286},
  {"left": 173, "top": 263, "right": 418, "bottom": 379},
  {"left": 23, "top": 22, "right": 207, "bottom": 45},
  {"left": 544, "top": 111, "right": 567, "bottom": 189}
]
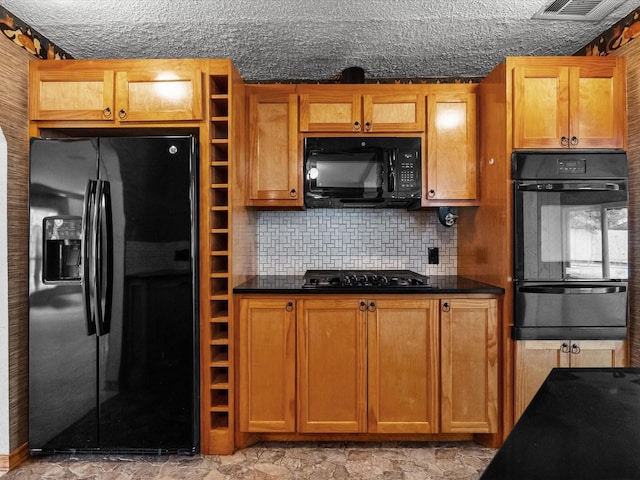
[
  {"left": 233, "top": 275, "right": 504, "bottom": 295},
  {"left": 481, "top": 368, "right": 640, "bottom": 480}
]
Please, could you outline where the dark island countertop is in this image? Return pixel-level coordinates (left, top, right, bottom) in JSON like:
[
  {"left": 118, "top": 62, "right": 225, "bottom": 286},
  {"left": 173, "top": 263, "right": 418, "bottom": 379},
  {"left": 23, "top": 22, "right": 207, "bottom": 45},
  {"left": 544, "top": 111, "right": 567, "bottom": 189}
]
[
  {"left": 233, "top": 275, "right": 504, "bottom": 295},
  {"left": 480, "top": 368, "right": 640, "bottom": 480}
]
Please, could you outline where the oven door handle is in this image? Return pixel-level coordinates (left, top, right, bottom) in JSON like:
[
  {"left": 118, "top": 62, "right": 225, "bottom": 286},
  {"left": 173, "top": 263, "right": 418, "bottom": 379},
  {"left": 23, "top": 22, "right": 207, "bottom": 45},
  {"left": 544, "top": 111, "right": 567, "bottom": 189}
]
[
  {"left": 516, "top": 182, "right": 624, "bottom": 192},
  {"left": 518, "top": 285, "right": 626, "bottom": 294}
]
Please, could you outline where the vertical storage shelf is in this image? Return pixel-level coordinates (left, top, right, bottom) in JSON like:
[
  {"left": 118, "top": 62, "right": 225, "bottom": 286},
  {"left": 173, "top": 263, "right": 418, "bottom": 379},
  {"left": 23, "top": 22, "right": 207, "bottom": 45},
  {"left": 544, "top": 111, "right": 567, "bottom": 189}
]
[{"left": 203, "top": 63, "right": 234, "bottom": 453}]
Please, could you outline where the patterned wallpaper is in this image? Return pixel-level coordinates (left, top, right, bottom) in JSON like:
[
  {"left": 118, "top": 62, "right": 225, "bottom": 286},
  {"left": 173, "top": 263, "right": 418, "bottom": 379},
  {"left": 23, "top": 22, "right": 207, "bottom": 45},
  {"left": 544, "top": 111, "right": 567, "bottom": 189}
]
[
  {"left": 577, "top": 8, "right": 640, "bottom": 56},
  {"left": 0, "top": 6, "right": 70, "bottom": 59},
  {"left": 257, "top": 209, "right": 456, "bottom": 276}
]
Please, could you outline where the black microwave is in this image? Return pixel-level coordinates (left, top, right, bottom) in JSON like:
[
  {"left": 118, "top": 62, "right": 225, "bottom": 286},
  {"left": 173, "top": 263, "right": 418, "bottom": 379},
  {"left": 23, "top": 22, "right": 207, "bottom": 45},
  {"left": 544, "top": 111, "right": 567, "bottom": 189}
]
[{"left": 303, "top": 137, "right": 422, "bottom": 209}]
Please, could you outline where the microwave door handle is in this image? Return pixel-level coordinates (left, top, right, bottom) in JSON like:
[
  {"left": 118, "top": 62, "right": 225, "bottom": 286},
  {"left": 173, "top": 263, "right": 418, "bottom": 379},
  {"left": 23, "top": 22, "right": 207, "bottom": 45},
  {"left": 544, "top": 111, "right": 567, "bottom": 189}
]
[{"left": 388, "top": 150, "right": 396, "bottom": 192}]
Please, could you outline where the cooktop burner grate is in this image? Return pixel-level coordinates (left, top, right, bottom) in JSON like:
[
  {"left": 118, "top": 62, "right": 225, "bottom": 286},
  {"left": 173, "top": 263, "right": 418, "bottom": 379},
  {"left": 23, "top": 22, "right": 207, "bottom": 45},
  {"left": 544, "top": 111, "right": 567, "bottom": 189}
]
[{"left": 302, "top": 270, "right": 430, "bottom": 289}]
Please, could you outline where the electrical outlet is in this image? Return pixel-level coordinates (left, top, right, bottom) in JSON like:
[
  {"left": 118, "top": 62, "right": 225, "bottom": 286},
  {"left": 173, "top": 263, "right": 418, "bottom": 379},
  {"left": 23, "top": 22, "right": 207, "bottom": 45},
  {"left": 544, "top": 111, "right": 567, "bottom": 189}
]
[{"left": 428, "top": 247, "right": 439, "bottom": 264}]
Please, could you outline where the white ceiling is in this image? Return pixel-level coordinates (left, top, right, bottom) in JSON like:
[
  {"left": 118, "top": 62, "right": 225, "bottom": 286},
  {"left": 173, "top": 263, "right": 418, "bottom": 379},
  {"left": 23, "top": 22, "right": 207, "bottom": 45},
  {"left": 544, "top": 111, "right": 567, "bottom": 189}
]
[{"left": 2, "top": 0, "right": 640, "bottom": 81}]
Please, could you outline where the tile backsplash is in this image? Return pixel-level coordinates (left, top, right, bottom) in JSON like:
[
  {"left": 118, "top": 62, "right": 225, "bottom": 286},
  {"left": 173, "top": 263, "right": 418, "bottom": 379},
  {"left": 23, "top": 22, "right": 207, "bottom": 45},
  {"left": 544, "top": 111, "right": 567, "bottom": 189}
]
[{"left": 257, "top": 209, "right": 456, "bottom": 275}]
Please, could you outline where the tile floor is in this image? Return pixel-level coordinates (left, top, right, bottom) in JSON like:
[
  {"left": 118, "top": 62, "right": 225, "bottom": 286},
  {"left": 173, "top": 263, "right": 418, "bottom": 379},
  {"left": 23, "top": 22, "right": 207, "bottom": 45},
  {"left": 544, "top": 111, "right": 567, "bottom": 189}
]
[{"left": 0, "top": 441, "right": 496, "bottom": 479}]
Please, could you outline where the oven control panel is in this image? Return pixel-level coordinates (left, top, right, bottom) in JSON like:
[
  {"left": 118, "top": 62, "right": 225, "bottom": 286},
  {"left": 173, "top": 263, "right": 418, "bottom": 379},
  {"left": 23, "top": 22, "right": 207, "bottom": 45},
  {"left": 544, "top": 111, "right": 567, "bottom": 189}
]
[
  {"left": 558, "top": 159, "right": 586, "bottom": 174},
  {"left": 397, "top": 150, "right": 420, "bottom": 191}
]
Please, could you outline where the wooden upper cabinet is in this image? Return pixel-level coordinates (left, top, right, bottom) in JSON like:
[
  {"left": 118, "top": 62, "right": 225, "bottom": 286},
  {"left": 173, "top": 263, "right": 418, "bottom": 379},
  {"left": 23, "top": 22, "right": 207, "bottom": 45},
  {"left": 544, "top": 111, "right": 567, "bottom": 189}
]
[
  {"left": 299, "top": 88, "right": 424, "bottom": 133},
  {"left": 424, "top": 92, "right": 478, "bottom": 205},
  {"left": 367, "top": 298, "right": 439, "bottom": 434},
  {"left": 29, "top": 63, "right": 115, "bottom": 121},
  {"left": 29, "top": 60, "right": 203, "bottom": 122},
  {"left": 363, "top": 93, "right": 425, "bottom": 132},
  {"left": 440, "top": 298, "right": 498, "bottom": 433},
  {"left": 512, "top": 57, "right": 626, "bottom": 149},
  {"left": 299, "top": 92, "right": 360, "bottom": 132},
  {"left": 115, "top": 67, "right": 203, "bottom": 122},
  {"left": 246, "top": 87, "right": 301, "bottom": 206}
]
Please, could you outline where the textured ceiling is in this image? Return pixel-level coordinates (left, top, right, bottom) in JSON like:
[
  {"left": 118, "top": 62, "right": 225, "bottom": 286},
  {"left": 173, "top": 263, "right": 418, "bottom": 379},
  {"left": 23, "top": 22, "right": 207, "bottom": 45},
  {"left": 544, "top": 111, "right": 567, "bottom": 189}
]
[{"left": 2, "top": 0, "right": 640, "bottom": 81}]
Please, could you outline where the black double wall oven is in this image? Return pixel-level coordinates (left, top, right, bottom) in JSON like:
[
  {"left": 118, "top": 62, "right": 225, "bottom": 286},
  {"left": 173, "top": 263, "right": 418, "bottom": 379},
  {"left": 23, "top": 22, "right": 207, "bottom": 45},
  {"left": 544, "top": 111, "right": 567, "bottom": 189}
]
[{"left": 512, "top": 151, "right": 629, "bottom": 340}]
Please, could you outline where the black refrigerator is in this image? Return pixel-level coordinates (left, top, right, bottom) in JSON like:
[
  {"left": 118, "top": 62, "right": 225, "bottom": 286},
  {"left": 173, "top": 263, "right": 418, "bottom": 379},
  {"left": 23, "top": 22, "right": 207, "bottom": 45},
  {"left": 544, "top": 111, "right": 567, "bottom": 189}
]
[{"left": 28, "top": 136, "right": 199, "bottom": 455}]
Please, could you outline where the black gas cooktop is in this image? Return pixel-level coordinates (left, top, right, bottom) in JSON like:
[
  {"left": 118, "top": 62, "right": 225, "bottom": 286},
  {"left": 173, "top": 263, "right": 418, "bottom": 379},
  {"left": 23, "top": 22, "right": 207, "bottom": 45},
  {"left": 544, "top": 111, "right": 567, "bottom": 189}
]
[{"left": 302, "top": 270, "right": 430, "bottom": 289}]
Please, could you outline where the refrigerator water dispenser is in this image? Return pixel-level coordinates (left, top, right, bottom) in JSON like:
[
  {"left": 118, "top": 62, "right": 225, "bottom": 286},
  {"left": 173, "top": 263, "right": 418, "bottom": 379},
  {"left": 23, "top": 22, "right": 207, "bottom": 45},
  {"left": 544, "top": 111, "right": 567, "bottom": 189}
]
[{"left": 43, "top": 216, "right": 82, "bottom": 282}]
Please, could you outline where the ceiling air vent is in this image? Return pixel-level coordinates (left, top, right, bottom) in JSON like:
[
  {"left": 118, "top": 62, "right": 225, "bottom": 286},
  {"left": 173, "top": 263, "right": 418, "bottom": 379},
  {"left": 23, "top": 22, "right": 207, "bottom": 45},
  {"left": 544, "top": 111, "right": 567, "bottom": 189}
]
[{"left": 532, "top": 0, "right": 627, "bottom": 21}]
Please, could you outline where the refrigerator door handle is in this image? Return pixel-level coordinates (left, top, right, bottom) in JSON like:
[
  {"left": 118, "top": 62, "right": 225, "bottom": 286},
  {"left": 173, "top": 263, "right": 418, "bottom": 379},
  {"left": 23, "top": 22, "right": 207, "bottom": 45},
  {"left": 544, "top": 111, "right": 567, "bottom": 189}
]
[
  {"left": 82, "top": 180, "right": 98, "bottom": 336},
  {"left": 95, "top": 180, "right": 113, "bottom": 336}
]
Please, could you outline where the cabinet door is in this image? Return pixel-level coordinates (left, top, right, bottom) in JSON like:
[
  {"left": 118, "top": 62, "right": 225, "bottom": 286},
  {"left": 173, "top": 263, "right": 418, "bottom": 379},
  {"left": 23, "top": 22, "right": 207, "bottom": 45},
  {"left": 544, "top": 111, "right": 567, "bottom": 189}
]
[
  {"left": 515, "top": 340, "right": 628, "bottom": 420},
  {"left": 425, "top": 93, "right": 477, "bottom": 203},
  {"left": 367, "top": 298, "right": 439, "bottom": 433},
  {"left": 514, "top": 341, "right": 569, "bottom": 420},
  {"left": 569, "top": 340, "right": 627, "bottom": 368},
  {"left": 299, "top": 92, "right": 360, "bottom": 132},
  {"left": 570, "top": 62, "right": 626, "bottom": 149},
  {"left": 297, "top": 298, "right": 367, "bottom": 432},
  {"left": 363, "top": 93, "right": 425, "bottom": 132},
  {"left": 247, "top": 90, "right": 301, "bottom": 205},
  {"left": 114, "top": 68, "right": 203, "bottom": 121},
  {"left": 238, "top": 298, "right": 296, "bottom": 432},
  {"left": 29, "top": 64, "right": 115, "bottom": 121},
  {"left": 440, "top": 298, "right": 498, "bottom": 433},
  {"left": 512, "top": 66, "right": 570, "bottom": 149}
]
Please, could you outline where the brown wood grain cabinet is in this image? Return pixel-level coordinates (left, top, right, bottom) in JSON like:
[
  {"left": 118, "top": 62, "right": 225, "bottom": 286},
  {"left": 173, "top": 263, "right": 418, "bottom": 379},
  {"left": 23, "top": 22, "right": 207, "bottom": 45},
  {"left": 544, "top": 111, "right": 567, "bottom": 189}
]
[
  {"left": 367, "top": 298, "right": 439, "bottom": 433},
  {"left": 237, "top": 294, "right": 498, "bottom": 436},
  {"left": 424, "top": 92, "right": 478, "bottom": 205},
  {"left": 297, "top": 298, "right": 368, "bottom": 433},
  {"left": 238, "top": 298, "right": 296, "bottom": 432},
  {"left": 299, "top": 89, "right": 425, "bottom": 133},
  {"left": 29, "top": 59, "right": 203, "bottom": 122},
  {"left": 514, "top": 339, "right": 627, "bottom": 420},
  {"left": 246, "top": 86, "right": 301, "bottom": 206},
  {"left": 440, "top": 298, "right": 499, "bottom": 433},
  {"left": 512, "top": 57, "right": 626, "bottom": 149}
]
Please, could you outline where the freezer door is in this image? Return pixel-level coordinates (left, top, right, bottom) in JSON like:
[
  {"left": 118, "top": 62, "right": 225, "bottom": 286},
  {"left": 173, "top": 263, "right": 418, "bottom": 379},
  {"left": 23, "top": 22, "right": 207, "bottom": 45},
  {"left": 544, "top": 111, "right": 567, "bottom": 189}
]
[
  {"left": 97, "top": 136, "right": 198, "bottom": 452},
  {"left": 29, "top": 138, "right": 100, "bottom": 451}
]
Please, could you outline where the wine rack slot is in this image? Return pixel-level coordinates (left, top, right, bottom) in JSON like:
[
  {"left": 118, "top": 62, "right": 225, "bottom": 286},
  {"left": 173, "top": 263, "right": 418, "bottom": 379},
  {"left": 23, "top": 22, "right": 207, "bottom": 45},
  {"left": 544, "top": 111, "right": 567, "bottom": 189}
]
[{"left": 202, "top": 62, "right": 234, "bottom": 454}]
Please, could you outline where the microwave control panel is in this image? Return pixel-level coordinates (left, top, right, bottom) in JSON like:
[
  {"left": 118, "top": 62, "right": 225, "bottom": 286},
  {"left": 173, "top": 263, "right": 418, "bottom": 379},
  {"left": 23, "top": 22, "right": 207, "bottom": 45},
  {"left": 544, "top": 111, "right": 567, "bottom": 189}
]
[{"left": 396, "top": 150, "right": 421, "bottom": 192}]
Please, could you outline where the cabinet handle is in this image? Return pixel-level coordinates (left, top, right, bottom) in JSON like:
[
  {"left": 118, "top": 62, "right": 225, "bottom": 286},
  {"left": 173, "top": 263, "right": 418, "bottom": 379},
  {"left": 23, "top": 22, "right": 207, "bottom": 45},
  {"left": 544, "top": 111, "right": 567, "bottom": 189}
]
[
  {"left": 353, "top": 121, "right": 361, "bottom": 131},
  {"left": 571, "top": 343, "right": 581, "bottom": 354},
  {"left": 428, "top": 189, "right": 436, "bottom": 199},
  {"left": 570, "top": 136, "right": 579, "bottom": 146},
  {"left": 285, "top": 301, "right": 294, "bottom": 312},
  {"left": 561, "top": 342, "right": 570, "bottom": 353},
  {"left": 368, "top": 301, "right": 376, "bottom": 312},
  {"left": 442, "top": 302, "right": 450, "bottom": 312},
  {"left": 118, "top": 108, "right": 127, "bottom": 119},
  {"left": 103, "top": 107, "right": 112, "bottom": 118},
  {"left": 359, "top": 301, "right": 367, "bottom": 312},
  {"left": 289, "top": 188, "right": 297, "bottom": 198},
  {"left": 364, "top": 121, "right": 372, "bottom": 132},
  {"left": 561, "top": 136, "right": 569, "bottom": 147}
]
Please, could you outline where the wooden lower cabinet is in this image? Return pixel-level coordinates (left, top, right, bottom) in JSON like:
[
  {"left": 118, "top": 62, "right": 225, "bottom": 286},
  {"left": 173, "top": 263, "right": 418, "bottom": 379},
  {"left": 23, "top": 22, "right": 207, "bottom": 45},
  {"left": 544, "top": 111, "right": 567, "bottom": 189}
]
[
  {"left": 514, "top": 339, "right": 628, "bottom": 420},
  {"left": 367, "top": 298, "right": 439, "bottom": 433},
  {"left": 238, "top": 298, "right": 296, "bottom": 432},
  {"left": 297, "top": 298, "right": 368, "bottom": 432},
  {"left": 440, "top": 298, "right": 499, "bottom": 433},
  {"left": 238, "top": 294, "right": 499, "bottom": 436}
]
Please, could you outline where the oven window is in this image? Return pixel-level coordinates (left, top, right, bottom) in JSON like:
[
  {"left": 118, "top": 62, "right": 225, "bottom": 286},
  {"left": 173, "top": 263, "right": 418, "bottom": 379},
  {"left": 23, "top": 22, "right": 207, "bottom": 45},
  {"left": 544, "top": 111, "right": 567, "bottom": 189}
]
[{"left": 518, "top": 189, "right": 628, "bottom": 280}]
